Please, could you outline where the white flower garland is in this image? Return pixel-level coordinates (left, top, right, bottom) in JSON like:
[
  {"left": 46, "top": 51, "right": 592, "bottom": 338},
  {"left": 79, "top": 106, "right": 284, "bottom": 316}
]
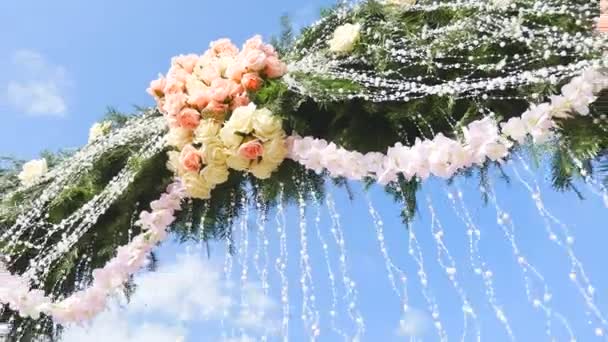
[
  {"left": 287, "top": 68, "right": 608, "bottom": 184},
  {"left": 0, "top": 181, "right": 186, "bottom": 322}
]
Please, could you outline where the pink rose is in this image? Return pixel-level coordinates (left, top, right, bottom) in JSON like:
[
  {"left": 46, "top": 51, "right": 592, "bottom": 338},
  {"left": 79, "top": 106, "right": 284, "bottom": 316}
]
[
  {"left": 177, "top": 108, "right": 201, "bottom": 130},
  {"left": 172, "top": 54, "right": 199, "bottom": 73},
  {"left": 238, "top": 140, "right": 264, "bottom": 160},
  {"left": 241, "top": 73, "right": 263, "bottom": 91},
  {"left": 231, "top": 94, "right": 250, "bottom": 109},
  {"left": 264, "top": 56, "right": 287, "bottom": 78},
  {"left": 243, "top": 50, "right": 267, "bottom": 71},
  {"left": 199, "top": 64, "right": 221, "bottom": 85},
  {"left": 230, "top": 84, "right": 245, "bottom": 97},
  {"left": 180, "top": 145, "right": 202, "bottom": 172},
  {"left": 147, "top": 77, "right": 166, "bottom": 98},
  {"left": 210, "top": 38, "right": 239, "bottom": 57},
  {"left": 205, "top": 100, "right": 228, "bottom": 114},
  {"left": 187, "top": 90, "right": 210, "bottom": 109},
  {"left": 243, "top": 35, "right": 264, "bottom": 51},
  {"left": 208, "top": 78, "right": 232, "bottom": 102},
  {"left": 162, "top": 92, "right": 187, "bottom": 117}
]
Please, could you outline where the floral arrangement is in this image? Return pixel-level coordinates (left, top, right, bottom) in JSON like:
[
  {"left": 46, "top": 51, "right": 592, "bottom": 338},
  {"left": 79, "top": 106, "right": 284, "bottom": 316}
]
[{"left": 147, "top": 36, "right": 288, "bottom": 199}]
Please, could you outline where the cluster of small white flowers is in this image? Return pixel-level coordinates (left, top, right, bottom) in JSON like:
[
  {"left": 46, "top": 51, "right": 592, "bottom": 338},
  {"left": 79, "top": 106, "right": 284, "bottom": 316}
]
[
  {"left": 0, "top": 181, "right": 186, "bottom": 323},
  {"left": 288, "top": 68, "right": 608, "bottom": 184}
]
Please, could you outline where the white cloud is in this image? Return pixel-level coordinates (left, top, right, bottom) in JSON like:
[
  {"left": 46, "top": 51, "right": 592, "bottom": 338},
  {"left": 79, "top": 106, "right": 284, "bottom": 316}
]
[
  {"left": 3, "top": 49, "right": 70, "bottom": 117},
  {"left": 396, "top": 308, "right": 432, "bottom": 338},
  {"left": 62, "top": 252, "right": 279, "bottom": 341},
  {"left": 62, "top": 311, "right": 185, "bottom": 342}
]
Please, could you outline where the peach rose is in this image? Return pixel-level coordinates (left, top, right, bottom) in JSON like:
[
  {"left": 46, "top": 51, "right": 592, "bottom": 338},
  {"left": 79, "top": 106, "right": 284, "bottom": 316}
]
[
  {"left": 243, "top": 50, "right": 267, "bottom": 71},
  {"left": 208, "top": 79, "right": 233, "bottom": 102},
  {"left": 231, "top": 93, "right": 250, "bottom": 110},
  {"left": 225, "top": 60, "right": 245, "bottom": 81},
  {"left": 241, "top": 73, "right": 263, "bottom": 91},
  {"left": 188, "top": 90, "right": 210, "bottom": 109},
  {"left": 166, "top": 66, "right": 189, "bottom": 87},
  {"left": 172, "top": 54, "right": 199, "bottom": 73},
  {"left": 177, "top": 108, "right": 201, "bottom": 130},
  {"left": 238, "top": 140, "right": 264, "bottom": 160},
  {"left": 179, "top": 145, "right": 202, "bottom": 172},
  {"left": 265, "top": 56, "right": 287, "bottom": 78},
  {"left": 163, "top": 93, "right": 187, "bottom": 117},
  {"left": 205, "top": 100, "right": 229, "bottom": 114},
  {"left": 210, "top": 38, "right": 239, "bottom": 57},
  {"left": 262, "top": 44, "right": 278, "bottom": 57},
  {"left": 147, "top": 77, "right": 166, "bottom": 98},
  {"left": 199, "top": 64, "right": 221, "bottom": 85},
  {"left": 243, "top": 35, "right": 264, "bottom": 51},
  {"left": 599, "top": 15, "right": 608, "bottom": 32}
]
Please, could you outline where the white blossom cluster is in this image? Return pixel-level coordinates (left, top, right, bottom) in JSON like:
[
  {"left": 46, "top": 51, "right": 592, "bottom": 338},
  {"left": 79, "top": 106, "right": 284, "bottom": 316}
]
[{"left": 288, "top": 68, "right": 608, "bottom": 184}]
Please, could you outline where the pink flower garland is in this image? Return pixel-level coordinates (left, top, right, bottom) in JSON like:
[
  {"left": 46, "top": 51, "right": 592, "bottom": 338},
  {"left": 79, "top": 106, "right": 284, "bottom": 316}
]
[
  {"left": 287, "top": 68, "right": 608, "bottom": 184},
  {"left": 0, "top": 181, "right": 187, "bottom": 323}
]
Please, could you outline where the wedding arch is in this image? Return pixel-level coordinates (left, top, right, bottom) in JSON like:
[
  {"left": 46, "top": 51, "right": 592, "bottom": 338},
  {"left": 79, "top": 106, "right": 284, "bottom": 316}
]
[{"left": 1, "top": 0, "right": 607, "bottom": 340}]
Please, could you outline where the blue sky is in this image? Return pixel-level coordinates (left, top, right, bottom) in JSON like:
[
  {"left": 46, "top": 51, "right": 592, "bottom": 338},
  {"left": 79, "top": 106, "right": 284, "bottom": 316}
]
[{"left": 2, "top": 1, "right": 608, "bottom": 341}]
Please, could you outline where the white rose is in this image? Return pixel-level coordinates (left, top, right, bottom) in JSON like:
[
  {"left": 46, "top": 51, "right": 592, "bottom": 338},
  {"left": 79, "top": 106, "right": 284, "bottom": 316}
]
[
  {"left": 88, "top": 121, "right": 112, "bottom": 143},
  {"left": 226, "top": 153, "right": 251, "bottom": 171},
  {"left": 250, "top": 160, "right": 277, "bottom": 180},
  {"left": 166, "top": 151, "right": 184, "bottom": 174},
  {"left": 201, "top": 164, "right": 230, "bottom": 185},
  {"left": 328, "top": 23, "right": 361, "bottom": 53},
  {"left": 263, "top": 137, "right": 288, "bottom": 164},
  {"left": 18, "top": 159, "right": 48, "bottom": 187},
  {"left": 219, "top": 126, "right": 244, "bottom": 149},
  {"left": 252, "top": 108, "right": 283, "bottom": 141},
  {"left": 226, "top": 103, "right": 256, "bottom": 134},
  {"left": 194, "top": 119, "right": 221, "bottom": 144},
  {"left": 166, "top": 127, "right": 193, "bottom": 149},
  {"left": 182, "top": 172, "right": 212, "bottom": 199},
  {"left": 201, "top": 138, "right": 227, "bottom": 166}
]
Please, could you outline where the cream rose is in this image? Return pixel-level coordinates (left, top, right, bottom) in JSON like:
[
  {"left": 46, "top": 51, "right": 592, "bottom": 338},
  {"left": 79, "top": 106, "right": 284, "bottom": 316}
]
[
  {"left": 88, "top": 121, "right": 112, "bottom": 143},
  {"left": 328, "top": 23, "right": 361, "bottom": 53},
  {"left": 262, "top": 137, "right": 288, "bottom": 164},
  {"left": 201, "top": 164, "right": 230, "bottom": 185},
  {"left": 166, "top": 127, "right": 193, "bottom": 149},
  {"left": 18, "top": 159, "right": 48, "bottom": 187},
  {"left": 219, "top": 126, "right": 244, "bottom": 149},
  {"left": 182, "top": 172, "right": 212, "bottom": 199},
  {"left": 194, "top": 119, "right": 221, "bottom": 144},
  {"left": 226, "top": 153, "right": 251, "bottom": 171},
  {"left": 201, "top": 138, "right": 228, "bottom": 166},
  {"left": 249, "top": 160, "right": 276, "bottom": 180},
  {"left": 166, "top": 151, "right": 184, "bottom": 174},
  {"left": 226, "top": 103, "right": 256, "bottom": 134},
  {"left": 252, "top": 108, "right": 283, "bottom": 140}
]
